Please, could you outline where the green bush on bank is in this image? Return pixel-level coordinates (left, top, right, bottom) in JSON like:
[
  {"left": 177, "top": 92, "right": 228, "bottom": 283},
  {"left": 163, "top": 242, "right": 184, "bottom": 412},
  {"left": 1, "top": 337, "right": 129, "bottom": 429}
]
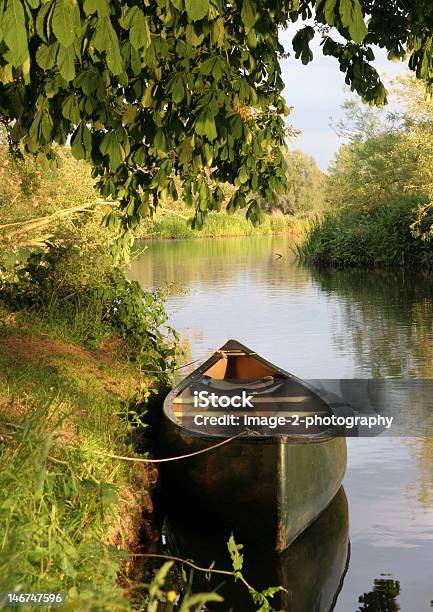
[
  {"left": 0, "top": 245, "right": 178, "bottom": 380},
  {"left": 298, "top": 196, "right": 433, "bottom": 267}
]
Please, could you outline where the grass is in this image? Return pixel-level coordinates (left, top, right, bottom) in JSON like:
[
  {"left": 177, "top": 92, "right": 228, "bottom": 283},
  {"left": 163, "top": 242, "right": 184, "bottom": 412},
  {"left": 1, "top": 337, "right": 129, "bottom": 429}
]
[
  {"left": 297, "top": 196, "right": 433, "bottom": 268},
  {"left": 139, "top": 210, "right": 307, "bottom": 240},
  {"left": 0, "top": 313, "right": 158, "bottom": 610}
]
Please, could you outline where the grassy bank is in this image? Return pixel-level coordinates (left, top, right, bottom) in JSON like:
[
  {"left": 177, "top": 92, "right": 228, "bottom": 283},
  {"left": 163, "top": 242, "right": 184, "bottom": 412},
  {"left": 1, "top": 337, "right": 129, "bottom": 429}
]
[
  {"left": 139, "top": 210, "right": 307, "bottom": 240},
  {"left": 297, "top": 196, "right": 433, "bottom": 268},
  {"left": 0, "top": 313, "right": 159, "bottom": 609},
  {"left": 0, "top": 245, "right": 180, "bottom": 610}
]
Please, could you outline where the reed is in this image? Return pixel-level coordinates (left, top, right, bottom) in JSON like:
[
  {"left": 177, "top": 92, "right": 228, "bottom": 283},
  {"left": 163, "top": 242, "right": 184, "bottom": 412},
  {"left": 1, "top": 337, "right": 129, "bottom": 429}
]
[{"left": 138, "top": 211, "right": 304, "bottom": 240}]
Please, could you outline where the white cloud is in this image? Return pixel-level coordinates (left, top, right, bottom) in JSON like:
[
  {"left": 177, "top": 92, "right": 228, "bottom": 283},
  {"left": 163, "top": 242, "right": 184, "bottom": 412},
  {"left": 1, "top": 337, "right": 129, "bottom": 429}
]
[{"left": 279, "top": 27, "right": 407, "bottom": 170}]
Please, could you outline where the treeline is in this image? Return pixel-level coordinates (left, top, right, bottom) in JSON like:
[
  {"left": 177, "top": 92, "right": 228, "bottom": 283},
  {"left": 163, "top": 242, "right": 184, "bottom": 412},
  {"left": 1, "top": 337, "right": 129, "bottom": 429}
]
[
  {"left": 0, "top": 135, "right": 325, "bottom": 245},
  {"left": 299, "top": 76, "right": 433, "bottom": 267}
]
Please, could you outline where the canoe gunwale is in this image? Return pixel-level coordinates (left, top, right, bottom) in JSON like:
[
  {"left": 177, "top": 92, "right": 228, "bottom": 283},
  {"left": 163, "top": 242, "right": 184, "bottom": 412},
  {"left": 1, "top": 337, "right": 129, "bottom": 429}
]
[{"left": 163, "top": 340, "right": 352, "bottom": 443}]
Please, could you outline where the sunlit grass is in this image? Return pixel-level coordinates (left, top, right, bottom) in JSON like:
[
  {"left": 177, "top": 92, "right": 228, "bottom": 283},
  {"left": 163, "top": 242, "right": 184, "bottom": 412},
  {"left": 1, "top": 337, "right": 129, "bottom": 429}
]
[
  {"left": 0, "top": 323, "right": 151, "bottom": 610},
  {"left": 139, "top": 210, "right": 306, "bottom": 240}
]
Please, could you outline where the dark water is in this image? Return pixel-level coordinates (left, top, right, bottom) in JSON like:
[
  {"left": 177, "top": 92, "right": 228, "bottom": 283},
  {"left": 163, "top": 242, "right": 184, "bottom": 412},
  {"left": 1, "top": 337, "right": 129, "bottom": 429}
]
[{"left": 129, "top": 236, "right": 433, "bottom": 611}]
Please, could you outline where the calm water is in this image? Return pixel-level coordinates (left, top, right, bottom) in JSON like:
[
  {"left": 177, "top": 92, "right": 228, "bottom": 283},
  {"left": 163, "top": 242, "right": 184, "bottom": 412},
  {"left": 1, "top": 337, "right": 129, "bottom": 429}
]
[{"left": 129, "top": 236, "right": 433, "bottom": 611}]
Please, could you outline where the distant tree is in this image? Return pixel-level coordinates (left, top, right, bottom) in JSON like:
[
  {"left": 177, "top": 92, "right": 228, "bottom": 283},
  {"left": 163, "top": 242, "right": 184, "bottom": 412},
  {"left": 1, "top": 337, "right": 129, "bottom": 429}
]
[
  {"left": 2, "top": 1, "right": 433, "bottom": 245},
  {"left": 270, "top": 150, "right": 325, "bottom": 216},
  {"left": 326, "top": 84, "right": 430, "bottom": 212}
]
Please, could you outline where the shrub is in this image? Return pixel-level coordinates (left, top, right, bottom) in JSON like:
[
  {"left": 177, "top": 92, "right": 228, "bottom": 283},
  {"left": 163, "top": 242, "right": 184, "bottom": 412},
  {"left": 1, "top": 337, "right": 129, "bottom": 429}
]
[
  {"left": 0, "top": 245, "right": 178, "bottom": 382},
  {"left": 298, "top": 196, "right": 433, "bottom": 268}
]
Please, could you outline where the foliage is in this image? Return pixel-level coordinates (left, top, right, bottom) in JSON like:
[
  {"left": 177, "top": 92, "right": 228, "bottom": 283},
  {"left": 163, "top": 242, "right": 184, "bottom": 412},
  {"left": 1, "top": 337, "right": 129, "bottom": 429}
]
[
  {"left": 226, "top": 533, "right": 285, "bottom": 612},
  {"left": 0, "top": 316, "right": 161, "bottom": 610},
  {"left": 0, "top": 134, "right": 96, "bottom": 222},
  {"left": 326, "top": 77, "right": 433, "bottom": 239},
  {"left": 0, "top": 244, "right": 178, "bottom": 380},
  {"left": 142, "top": 534, "right": 285, "bottom": 612},
  {"left": 298, "top": 195, "right": 433, "bottom": 267},
  {"left": 357, "top": 578, "right": 400, "bottom": 612},
  {"left": 271, "top": 150, "right": 325, "bottom": 216},
  {"left": 327, "top": 97, "right": 418, "bottom": 212},
  {"left": 140, "top": 209, "right": 296, "bottom": 239},
  {"left": 2, "top": 1, "right": 433, "bottom": 244},
  {"left": 305, "top": 76, "right": 433, "bottom": 268},
  {"left": 0, "top": 136, "right": 116, "bottom": 250},
  {"left": 0, "top": 401, "right": 130, "bottom": 610}
]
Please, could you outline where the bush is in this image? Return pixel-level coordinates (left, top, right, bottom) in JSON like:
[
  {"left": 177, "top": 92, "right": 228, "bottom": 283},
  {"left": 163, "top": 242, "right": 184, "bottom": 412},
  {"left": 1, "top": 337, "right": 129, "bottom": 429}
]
[
  {"left": 0, "top": 245, "right": 178, "bottom": 382},
  {"left": 298, "top": 196, "right": 433, "bottom": 268}
]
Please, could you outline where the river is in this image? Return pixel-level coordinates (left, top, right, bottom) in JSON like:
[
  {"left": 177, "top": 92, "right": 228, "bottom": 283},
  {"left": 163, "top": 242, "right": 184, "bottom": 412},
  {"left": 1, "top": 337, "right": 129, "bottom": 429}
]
[{"left": 129, "top": 236, "right": 433, "bottom": 611}]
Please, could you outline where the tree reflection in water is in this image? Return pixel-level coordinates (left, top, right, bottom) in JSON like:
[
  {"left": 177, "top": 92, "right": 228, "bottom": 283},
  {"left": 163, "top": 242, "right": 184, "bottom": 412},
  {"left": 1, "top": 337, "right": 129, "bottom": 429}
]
[{"left": 357, "top": 578, "right": 401, "bottom": 611}]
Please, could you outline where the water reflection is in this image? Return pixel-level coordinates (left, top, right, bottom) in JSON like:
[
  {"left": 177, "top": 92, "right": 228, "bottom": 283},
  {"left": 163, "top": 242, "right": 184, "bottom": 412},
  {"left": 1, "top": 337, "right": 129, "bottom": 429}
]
[
  {"left": 311, "top": 268, "right": 433, "bottom": 378},
  {"left": 131, "top": 237, "right": 310, "bottom": 294},
  {"left": 165, "top": 488, "right": 350, "bottom": 612},
  {"left": 357, "top": 578, "right": 401, "bottom": 611}
]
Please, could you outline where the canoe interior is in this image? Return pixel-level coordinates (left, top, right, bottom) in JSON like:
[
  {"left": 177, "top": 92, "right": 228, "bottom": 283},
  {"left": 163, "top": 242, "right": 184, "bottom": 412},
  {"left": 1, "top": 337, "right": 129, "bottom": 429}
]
[{"left": 204, "top": 353, "right": 277, "bottom": 381}]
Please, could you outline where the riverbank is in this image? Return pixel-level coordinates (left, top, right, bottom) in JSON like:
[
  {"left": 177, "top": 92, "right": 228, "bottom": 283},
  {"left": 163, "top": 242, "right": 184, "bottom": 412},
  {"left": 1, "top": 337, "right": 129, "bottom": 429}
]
[
  {"left": 0, "top": 310, "right": 161, "bottom": 609},
  {"left": 0, "top": 243, "right": 181, "bottom": 609},
  {"left": 138, "top": 210, "right": 308, "bottom": 240},
  {"left": 297, "top": 196, "right": 433, "bottom": 268}
]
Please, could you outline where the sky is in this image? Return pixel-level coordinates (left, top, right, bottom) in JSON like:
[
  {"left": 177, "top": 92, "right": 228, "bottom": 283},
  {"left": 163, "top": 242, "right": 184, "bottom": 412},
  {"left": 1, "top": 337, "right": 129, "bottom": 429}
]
[{"left": 278, "top": 28, "right": 407, "bottom": 171}]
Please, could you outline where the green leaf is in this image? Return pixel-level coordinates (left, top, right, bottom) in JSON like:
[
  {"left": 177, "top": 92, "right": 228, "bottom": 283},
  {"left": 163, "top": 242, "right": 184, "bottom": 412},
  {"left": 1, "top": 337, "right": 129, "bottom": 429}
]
[
  {"left": 149, "top": 561, "right": 174, "bottom": 599},
  {"left": 324, "top": 0, "right": 338, "bottom": 26},
  {"left": 122, "top": 7, "right": 151, "bottom": 51},
  {"left": 170, "top": 74, "right": 185, "bottom": 104},
  {"left": 71, "top": 123, "right": 92, "bottom": 159},
  {"left": 246, "top": 200, "right": 265, "bottom": 226},
  {"left": 241, "top": 0, "right": 256, "bottom": 30},
  {"left": 3, "top": 0, "right": 29, "bottom": 67},
  {"left": 177, "top": 137, "right": 193, "bottom": 164},
  {"left": 292, "top": 26, "right": 315, "bottom": 65},
  {"left": 339, "top": 0, "right": 368, "bottom": 44},
  {"left": 71, "top": 124, "right": 85, "bottom": 159},
  {"left": 185, "top": 0, "right": 209, "bottom": 22},
  {"left": 36, "top": 0, "right": 54, "bottom": 43},
  {"left": 100, "top": 130, "right": 124, "bottom": 170},
  {"left": 56, "top": 45, "right": 76, "bottom": 81},
  {"left": 195, "top": 106, "right": 217, "bottom": 140},
  {"left": 83, "top": 0, "right": 109, "bottom": 16},
  {"left": 100, "top": 483, "right": 120, "bottom": 505},
  {"left": 52, "top": 0, "right": 80, "bottom": 48},
  {"left": 153, "top": 128, "right": 167, "bottom": 155},
  {"left": 179, "top": 592, "right": 223, "bottom": 612},
  {"left": 62, "top": 93, "right": 80, "bottom": 123},
  {"left": 36, "top": 42, "right": 59, "bottom": 70},
  {"left": 227, "top": 534, "right": 243, "bottom": 572},
  {"left": 93, "top": 17, "right": 124, "bottom": 75}
]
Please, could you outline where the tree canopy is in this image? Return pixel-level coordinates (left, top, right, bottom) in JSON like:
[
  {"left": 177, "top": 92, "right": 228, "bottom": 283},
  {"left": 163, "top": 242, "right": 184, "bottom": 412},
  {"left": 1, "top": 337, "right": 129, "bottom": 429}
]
[{"left": 1, "top": 0, "right": 433, "bottom": 245}]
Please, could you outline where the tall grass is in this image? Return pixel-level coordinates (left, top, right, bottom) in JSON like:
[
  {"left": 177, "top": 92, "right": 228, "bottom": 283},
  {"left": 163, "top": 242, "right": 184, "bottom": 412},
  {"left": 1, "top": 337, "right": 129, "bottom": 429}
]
[
  {"left": 0, "top": 327, "right": 152, "bottom": 610},
  {"left": 297, "top": 196, "right": 433, "bottom": 268},
  {"left": 139, "top": 211, "right": 304, "bottom": 240}
]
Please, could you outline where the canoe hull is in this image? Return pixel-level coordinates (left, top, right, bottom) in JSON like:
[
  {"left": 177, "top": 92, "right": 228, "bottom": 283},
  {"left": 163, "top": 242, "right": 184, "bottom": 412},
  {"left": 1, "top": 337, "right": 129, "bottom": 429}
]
[
  {"left": 165, "top": 487, "right": 350, "bottom": 611},
  {"left": 160, "top": 419, "right": 347, "bottom": 551}
]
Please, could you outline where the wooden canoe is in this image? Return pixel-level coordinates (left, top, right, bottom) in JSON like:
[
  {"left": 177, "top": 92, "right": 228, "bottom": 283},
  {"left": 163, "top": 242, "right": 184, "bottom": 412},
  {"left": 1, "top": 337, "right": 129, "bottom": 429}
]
[{"left": 160, "top": 339, "right": 349, "bottom": 551}]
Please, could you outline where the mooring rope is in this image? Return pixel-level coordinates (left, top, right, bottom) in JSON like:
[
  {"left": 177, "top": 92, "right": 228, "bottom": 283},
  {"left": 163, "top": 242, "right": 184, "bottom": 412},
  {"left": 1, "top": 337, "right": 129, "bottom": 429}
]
[{"left": 89, "top": 432, "right": 244, "bottom": 464}]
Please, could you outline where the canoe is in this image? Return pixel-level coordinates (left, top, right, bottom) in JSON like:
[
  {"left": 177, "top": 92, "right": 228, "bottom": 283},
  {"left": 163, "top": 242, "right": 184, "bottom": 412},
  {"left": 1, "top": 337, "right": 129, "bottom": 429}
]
[
  {"left": 160, "top": 339, "right": 349, "bottom": 551},
  {"left": 165, "top": 486, "right": 350, "bottom": 611}
]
